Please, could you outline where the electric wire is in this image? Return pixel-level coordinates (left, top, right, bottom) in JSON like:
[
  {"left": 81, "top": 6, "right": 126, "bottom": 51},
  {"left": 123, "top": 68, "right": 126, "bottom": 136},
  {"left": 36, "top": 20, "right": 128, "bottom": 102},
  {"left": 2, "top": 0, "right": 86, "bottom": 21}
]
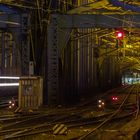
[
  {"left": 36, "top": 0, "right": 42, "bottom": 33},
  {"left": 0, "top": 2, "right": 38, "bottom": 10},
  {"left": 29, "top": 29, "right": 36, "bottom": 67}
]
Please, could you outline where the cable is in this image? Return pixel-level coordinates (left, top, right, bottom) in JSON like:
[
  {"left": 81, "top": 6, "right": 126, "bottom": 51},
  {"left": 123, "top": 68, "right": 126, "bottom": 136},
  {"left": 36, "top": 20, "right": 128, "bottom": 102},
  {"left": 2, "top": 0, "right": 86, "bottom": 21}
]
[
  {"left": 29, "top": 29, "right": 36, "bottom": 67},
  {"left": 57, "top": 0, "right": 77, "bottom": 8},
  {"left": 0, "top": 2, "right": 38, "bottom": 10},
  {"left": 103, "top": 14, "right": 140, "bottom": 25},
  {"left": 36, "top": 0, "right": 42, "bottom": 33}
]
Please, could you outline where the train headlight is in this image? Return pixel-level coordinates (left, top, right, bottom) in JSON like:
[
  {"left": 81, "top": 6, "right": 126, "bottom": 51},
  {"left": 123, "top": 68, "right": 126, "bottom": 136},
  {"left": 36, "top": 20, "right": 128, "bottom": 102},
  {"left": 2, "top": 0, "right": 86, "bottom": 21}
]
[
  {"left": 98, "top": 100, "right": 102, "bottom": 103},
  {"left": 9, "top": 106, "right": 12, "bottom": 109},
  {"left": 102, "top": 102, "right": 105, "bottom": 105},
  {"left": 9, "top": 101, "right": 12, "bottom": 104},
  {"left": 98, "top": 99, "right": 105, "bottom": 109}
]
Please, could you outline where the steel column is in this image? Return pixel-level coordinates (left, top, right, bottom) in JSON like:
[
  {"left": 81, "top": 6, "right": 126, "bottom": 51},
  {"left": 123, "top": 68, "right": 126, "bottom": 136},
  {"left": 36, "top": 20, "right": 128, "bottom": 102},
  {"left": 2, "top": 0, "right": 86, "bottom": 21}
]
[
  {"left": 47, "top": 15, "right": 59, "bottom": 105},
  {"left": 21, "top": 13, "right": 30, "bottom": 75}
]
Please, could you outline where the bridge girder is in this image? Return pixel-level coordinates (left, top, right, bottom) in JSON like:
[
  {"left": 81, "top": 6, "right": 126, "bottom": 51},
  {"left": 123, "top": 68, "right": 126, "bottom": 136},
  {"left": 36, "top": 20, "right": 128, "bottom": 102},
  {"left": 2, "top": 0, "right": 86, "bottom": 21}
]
[{"left": 51, "top": 14, "right": 140, "bottom": 28}]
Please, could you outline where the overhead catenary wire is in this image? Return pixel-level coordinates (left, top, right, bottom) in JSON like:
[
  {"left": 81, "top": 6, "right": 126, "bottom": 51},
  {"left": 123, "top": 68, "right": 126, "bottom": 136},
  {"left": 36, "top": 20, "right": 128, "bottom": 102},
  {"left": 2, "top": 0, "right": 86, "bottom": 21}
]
[
  {"left": 29, "top": 29, "right": 36, "bottom": 67},
  {"left": 103, "top": 14, "right": 140, "bottom": 25},
  {"left": 36, "top": 0, "right": 43, "bottom": 33},
  {"left": 0, "top": 2, "right": 38, "bottom": 10}
]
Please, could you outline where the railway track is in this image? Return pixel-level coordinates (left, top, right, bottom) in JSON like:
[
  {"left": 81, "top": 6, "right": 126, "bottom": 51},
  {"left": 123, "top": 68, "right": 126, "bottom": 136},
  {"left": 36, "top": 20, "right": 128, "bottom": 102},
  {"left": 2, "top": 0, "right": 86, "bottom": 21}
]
[
  {"left": 77, "top": 84, "right": 140, "bottom": 140},
  {"left": 0, "top": 84, "right": 140, "bottom": 140},
  {"left": 1, "top": 110, "right": 135, "bottom": 139}
]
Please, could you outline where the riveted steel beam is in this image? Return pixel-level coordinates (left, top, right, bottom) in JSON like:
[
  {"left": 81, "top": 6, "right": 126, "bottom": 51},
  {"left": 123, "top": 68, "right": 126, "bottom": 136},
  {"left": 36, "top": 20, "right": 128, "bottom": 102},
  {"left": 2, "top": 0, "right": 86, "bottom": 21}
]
[
  {"left": 20, "top": 13, "right": 30, "bottom": 75},
  {"left": 51, "top": 14, "right": 140, "bottom": 28}
]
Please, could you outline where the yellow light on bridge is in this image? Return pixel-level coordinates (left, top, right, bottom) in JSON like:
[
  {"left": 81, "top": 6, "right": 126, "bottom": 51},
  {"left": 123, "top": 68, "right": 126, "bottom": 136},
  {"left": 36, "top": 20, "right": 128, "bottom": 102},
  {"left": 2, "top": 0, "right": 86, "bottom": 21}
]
[{"left": 126, "top": 45, "right": 133, "bottom": 48}]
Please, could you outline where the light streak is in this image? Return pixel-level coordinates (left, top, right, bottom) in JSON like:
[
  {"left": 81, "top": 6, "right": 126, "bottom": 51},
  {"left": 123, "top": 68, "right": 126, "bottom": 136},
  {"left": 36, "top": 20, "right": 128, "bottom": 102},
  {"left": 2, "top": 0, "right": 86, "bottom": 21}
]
[
  {"left": 0, "top": 76, "right": 19, "bottom": 79},
  {"left": 0, "top": 83, "right": 19, "bottom": 86}
]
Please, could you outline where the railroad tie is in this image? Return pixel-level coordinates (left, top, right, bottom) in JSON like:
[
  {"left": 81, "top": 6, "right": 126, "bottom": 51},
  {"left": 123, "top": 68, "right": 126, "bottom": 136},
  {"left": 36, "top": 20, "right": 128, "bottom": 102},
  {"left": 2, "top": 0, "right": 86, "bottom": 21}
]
[{"left": 53, "top": 124, "right": 68, "bottom": 135}]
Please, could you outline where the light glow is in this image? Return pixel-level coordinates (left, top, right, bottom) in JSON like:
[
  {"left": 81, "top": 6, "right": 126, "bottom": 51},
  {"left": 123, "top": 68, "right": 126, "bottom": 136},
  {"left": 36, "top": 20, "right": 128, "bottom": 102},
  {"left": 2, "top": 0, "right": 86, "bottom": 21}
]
[
  {"left": 116, "top": 30, "right": 124, "bottom": 39},
  {"left": 117, "top": 32, "right": 123, "bottom": 38},
  {"left": 126, "top": 45, "right": 132, "bottom": 48},
  {"left": 0, "top": 76, "right": 19, "bottom": 79},
  {"left": 98, "top": 100, "right": 102, "bottom": 103},
  {"left": 112, "top": 96, "right": 118, "bottom": 101},
  {"left": 9, "top": 101, "right": 12, "bottom": 104},
  {"left": 0, "top": 83, "right": 19, "bottom": 87},
  {"left": 102, "top": 102, "right": 105, "bottom": 105}
]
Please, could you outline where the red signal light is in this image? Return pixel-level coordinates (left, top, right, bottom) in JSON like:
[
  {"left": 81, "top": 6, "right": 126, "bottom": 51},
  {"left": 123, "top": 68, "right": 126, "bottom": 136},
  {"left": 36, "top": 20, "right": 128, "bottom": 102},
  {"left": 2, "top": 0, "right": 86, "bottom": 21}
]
[
  {"left": 112, "top": 96, "right": 118, "bottom": 101},
  {"left": 116, "top": 30, "right": 124, "bottom": 39},
  {"left": 117, "top": 32, "right": 123, "bottom": 38}
]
